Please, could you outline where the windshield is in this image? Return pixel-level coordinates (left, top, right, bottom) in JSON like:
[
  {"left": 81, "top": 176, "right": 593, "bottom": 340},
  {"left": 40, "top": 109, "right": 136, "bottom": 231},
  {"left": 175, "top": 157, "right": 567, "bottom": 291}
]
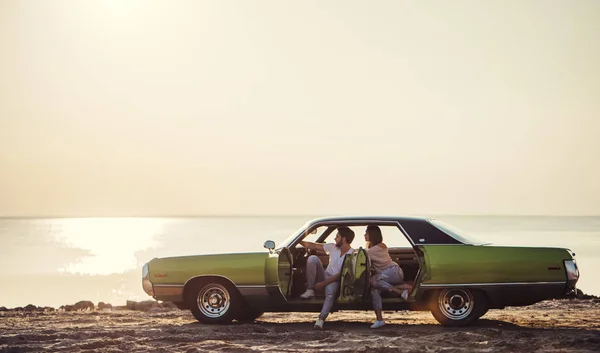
[
  {"left": 275, "top": 220, "right": 311, "bottom": 250},
  {"left": 429, "top": 219, "right": 489, "bottom": 245}
]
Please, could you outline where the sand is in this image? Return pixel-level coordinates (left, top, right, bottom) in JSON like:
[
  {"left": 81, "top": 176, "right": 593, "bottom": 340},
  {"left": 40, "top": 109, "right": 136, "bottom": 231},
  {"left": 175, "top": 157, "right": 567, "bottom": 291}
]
[{"left": 1, "top": 299, "right": 599, "bottom": 352}]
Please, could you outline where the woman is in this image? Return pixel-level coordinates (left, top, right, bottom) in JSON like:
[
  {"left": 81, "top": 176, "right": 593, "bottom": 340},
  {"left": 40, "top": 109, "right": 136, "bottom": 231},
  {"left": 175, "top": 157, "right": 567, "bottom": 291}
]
[{"left": 365, "top": 225, "right": 411, "bottom": 329}]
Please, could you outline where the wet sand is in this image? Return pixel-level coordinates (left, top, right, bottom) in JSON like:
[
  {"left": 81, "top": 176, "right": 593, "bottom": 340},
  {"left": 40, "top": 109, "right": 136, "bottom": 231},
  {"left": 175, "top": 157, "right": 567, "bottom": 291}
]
[{"left": 1, "top": 299, "right": 599, "bottom": 352}]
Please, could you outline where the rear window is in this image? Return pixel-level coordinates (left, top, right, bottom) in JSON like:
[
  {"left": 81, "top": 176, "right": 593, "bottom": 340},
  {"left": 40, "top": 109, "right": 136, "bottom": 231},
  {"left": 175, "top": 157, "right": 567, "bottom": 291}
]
[
  {"left": 428, "top": 219, "right": 488, "bottom": 245},
  {"left": 400, "top": 219, "right": 462, "bottom": 245}
]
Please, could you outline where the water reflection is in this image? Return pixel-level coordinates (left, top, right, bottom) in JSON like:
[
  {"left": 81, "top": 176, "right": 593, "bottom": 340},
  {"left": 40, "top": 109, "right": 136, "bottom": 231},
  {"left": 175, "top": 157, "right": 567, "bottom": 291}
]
[{"left": 52, "top": 218, "right": 164, "bottom": 275}]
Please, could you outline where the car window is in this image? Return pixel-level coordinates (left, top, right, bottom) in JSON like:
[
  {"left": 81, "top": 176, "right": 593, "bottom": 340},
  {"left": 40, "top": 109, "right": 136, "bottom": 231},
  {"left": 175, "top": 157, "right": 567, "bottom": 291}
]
[
  {"left": 293, "top": 226, "right": 328, "bottom": 248},
  {"left": 304, "top": 225, "right": 367, "bottom": 250},
  {"left": 349, "top": 226, "right": 367, "bottom": 250},
  {"left": 301, "top": 225, "right": 413, "bottom": 250},
  {"left": 429, "top": 219, "right": 488, "bottom": 245},
  {"left": 379, "top": 225, "right": 413, "bottom": 248},
  {"left": 286, "top": 223, "right": 415, "bottom": 250}
]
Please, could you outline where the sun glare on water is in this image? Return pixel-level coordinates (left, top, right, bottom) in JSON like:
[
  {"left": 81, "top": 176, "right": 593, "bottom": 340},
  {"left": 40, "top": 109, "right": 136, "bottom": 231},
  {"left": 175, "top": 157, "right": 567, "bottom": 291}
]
[{"left": 53, "top": 218, "right": 163, "bottom": 275}]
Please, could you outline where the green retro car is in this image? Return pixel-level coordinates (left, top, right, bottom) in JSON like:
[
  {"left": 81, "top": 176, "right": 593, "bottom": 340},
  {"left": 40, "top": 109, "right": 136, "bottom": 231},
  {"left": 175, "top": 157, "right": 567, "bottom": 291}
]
[{"left": 141, "top": 216, "right": 579, "bottom": 326}]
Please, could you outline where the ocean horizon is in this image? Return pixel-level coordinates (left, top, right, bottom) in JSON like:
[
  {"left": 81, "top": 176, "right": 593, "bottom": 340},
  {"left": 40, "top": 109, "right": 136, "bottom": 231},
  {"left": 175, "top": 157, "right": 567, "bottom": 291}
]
[{"left": 1, "top": 215, "right": 598, "bottom": 308}]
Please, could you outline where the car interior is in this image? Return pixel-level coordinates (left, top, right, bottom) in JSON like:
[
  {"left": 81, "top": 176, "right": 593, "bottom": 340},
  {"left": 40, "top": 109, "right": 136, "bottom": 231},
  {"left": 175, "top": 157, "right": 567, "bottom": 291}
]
[{"left": 287, "top": 224, "right": 420, "bottom": 300}]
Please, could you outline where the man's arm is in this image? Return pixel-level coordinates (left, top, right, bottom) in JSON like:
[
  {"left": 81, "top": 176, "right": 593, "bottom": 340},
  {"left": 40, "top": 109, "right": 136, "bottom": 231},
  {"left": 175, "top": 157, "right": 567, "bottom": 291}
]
[
  {"left": 299, "top": 241, "right": 325, "bottom": 252},
  {"left": 314, "top": 272, "right": 341, "bottom": 291}
]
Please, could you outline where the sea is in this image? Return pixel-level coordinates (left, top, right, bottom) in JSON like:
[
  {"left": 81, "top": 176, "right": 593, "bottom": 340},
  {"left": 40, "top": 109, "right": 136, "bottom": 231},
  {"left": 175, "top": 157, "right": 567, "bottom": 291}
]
[{"left": 0, "top": 215, "right": 598, "bottom": 308}]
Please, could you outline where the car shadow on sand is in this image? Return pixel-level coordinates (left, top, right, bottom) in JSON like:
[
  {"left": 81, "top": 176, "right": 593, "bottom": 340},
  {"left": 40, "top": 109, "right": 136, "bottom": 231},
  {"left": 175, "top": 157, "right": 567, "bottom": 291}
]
[
  {"left": 172, "top": 318, "right": 600, "bottom": 352},
  {"left": 179, "top": 317, "right": 568, "bottom": 332}
]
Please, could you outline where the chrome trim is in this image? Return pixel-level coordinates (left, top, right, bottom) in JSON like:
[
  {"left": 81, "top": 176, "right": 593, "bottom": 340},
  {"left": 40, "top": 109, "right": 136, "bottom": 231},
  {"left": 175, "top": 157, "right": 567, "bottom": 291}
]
[
  {"left": 396, "top": 222, "right": 416, "bottom": 247},
  {"left": 183, "top": 274, "right": 236, "bottom": 288},
  {"left": 413, "top": 244, "right": 476, "bottom": 246},
  {"left": 421, "top": 281, "right": 565, "bottom": 287},
  {"left": 153, "top": 284, "right": 184, "bottom": 297},
  {"left": 236, "top": 285, "right": 269, "bottom": 296}
]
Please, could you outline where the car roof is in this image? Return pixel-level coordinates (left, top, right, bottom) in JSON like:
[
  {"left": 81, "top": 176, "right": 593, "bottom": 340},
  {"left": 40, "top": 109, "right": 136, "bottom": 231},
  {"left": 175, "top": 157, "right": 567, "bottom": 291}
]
[{"left": 306, "top": 215, "right": 429, "bottom": 224}]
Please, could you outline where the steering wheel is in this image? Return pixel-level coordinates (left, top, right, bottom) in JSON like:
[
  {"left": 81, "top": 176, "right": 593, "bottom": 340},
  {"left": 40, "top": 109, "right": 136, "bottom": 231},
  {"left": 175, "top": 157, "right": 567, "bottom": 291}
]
[{"left": 306, "top": 248, "right": 319, "bottom": 257}]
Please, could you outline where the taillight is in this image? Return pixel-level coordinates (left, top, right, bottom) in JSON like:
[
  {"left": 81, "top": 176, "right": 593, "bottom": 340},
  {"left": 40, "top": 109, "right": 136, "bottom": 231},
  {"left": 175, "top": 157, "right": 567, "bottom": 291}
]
[{"left": 564, "top": 259, "right": 579, "bottom": 281}]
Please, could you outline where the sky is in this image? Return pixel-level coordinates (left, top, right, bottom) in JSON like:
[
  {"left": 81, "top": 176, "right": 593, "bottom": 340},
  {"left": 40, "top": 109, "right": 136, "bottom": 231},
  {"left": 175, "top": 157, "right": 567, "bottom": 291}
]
[{"left": 1, "top": 0, "right": 599, "bottom": 217}]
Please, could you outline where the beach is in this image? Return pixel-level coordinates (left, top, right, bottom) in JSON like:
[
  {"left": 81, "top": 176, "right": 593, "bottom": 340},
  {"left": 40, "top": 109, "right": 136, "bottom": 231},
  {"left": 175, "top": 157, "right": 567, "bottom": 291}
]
[{"left": 1, "top": 298, "right": 599, "bottom": 353}]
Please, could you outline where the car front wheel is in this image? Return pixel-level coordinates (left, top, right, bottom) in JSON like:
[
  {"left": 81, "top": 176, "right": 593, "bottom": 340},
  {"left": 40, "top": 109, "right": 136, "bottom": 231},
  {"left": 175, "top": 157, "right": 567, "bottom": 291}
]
[
  {"left": 430, "top": 288, "right": 487, "bottom": 326},
  {"left": 187, "top": 279, "right": 240, "bottom": 324}
]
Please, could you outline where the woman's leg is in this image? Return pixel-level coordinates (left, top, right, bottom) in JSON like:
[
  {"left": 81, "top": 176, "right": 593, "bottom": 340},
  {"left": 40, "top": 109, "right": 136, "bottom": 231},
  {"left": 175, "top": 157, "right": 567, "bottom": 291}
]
[
  {"left": 373, "top": 265, "right": 410, "bottom": 297},
  {"left": 370, "top": 285, "right": 383, "bottom": 317}
]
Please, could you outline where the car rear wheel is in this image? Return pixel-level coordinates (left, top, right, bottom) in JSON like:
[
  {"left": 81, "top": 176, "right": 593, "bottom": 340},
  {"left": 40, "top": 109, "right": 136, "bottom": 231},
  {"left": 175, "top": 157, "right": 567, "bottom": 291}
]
[
  {"left": 430, "top": 288, "right": 487, "bottom": 326},
  {"left": 187, "top": 279, "right": 240, "bottom": 324},
  {"left": 478, "top": 307, "right": 490, "bottom": 319},
  {"left": 235, "top": 309, "right": 264, "bottom": 322}
]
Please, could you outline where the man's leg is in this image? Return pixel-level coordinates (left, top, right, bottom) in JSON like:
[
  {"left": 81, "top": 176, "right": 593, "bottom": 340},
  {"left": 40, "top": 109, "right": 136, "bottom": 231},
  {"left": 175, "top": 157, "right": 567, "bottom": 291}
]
[
  {"left": 305, "top": 255, "right": 325, "bottom": 289},
  {"left": 301, "top": 255, "right": 325, "bottom": 299},
  {"left": 318, "top": 281, "right": 339, "bottom": 321}
]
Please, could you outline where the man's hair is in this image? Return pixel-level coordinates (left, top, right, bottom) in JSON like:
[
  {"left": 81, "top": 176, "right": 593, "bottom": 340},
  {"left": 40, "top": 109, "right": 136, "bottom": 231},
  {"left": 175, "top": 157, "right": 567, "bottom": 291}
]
[
  {"left": 337, "top": 226, "right": 355, "bottom": 244},
  {"left": 366, "top": 225, "right": 383, "bottom": 246}
]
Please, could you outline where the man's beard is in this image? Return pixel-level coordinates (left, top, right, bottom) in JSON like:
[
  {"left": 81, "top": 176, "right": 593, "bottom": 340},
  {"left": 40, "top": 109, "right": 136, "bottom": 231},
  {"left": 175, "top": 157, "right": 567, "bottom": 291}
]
[{"left": 335, "top": 240, "right": 342, "bottom": 248}]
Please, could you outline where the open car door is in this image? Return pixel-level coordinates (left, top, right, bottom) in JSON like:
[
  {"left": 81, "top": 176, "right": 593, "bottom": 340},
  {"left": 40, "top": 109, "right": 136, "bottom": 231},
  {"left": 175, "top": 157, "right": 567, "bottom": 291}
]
[
  {"left": 353, "top": 247, "right": 370, "bottom": 301},
  {"left": 338, "top": 248, "right": 370, "bottom": 303},
  {"left": 277, "top": 247, "right": 293, "bottom": 299}
]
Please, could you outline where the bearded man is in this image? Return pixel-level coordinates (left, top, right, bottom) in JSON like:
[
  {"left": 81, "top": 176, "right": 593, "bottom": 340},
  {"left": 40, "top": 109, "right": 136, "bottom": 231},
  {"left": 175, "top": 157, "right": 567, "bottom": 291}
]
[{"left": 299, "top": 226, "right": 355, "bottom": 329}]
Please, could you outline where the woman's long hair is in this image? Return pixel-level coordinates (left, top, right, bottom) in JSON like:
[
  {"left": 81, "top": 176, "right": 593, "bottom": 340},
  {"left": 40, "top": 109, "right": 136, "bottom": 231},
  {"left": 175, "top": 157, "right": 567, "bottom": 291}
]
[{"left": 366, "top": 225, "right": 383, "bottom": 247}]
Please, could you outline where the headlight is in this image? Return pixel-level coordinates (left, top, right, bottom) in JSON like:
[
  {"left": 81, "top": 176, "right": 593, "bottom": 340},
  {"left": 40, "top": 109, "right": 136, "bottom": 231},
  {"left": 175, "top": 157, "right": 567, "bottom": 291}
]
[
  {"left": 142, "top": 263, "right": 154, "bottom": 296},
  {"left": 564, "top": 259, "right": 579, "bottom": 281}
]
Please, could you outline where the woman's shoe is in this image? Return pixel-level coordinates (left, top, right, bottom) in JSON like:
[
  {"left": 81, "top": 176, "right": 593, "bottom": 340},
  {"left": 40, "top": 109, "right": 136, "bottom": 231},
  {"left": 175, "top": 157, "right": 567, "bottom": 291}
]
[
  {"left": 370, "top": 320, "right": 386, "bottom": 329},
  {"left": 401, "top": 290, "right": 409, "bottom": 300}
]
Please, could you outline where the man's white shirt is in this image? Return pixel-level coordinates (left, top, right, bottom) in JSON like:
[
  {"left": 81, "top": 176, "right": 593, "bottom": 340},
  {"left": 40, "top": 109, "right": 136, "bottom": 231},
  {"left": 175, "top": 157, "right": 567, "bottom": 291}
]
[{"left": 323, "top": 243, "right": 354, "bottom": 278}]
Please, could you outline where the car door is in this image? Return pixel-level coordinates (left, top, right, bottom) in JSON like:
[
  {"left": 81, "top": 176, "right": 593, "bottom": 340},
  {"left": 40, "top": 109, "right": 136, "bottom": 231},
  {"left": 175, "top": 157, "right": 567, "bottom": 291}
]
[
  {"left": 276, "top": 247, "right": 293, "bottom": 299},
  {"left": 409, "top": 245, "right": 428, "bottom": 300},
  {"left": 353, "top": 247, "right": 370, "bottom": 302},
  {"left": 338, "top": 247, "right": 370, "bottom": 303}
]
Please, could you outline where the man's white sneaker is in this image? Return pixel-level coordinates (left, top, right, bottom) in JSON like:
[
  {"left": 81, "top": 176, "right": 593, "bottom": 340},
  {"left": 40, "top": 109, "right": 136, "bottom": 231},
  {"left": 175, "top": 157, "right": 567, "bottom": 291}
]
[
  {"left": 300, "top": 289, "right": 315, "bottom": 299},
  {"left": 314, "top": 318, "right": 325, "bottom": 329},
  {"left": 401, "top": 290, "right": 409, "bottom": 301},
  {"left": 370, "top": 320, "right": 386, "bottom": 329}
]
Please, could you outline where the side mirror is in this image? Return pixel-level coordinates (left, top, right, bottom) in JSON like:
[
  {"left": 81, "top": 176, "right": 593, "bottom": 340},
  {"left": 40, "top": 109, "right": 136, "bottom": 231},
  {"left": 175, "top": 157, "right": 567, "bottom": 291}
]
[{"left": 263, "top": 240, "right": 276, "bottom": 250}]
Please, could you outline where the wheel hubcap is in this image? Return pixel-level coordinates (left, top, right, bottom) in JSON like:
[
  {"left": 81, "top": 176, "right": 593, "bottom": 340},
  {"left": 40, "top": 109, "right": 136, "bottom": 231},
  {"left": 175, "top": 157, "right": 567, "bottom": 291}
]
[
  {"left": 438, "top": 288, "right": 474, "bottom": 320},
  {"left": 197, "top": 284, "right": 231, "bottom": 318}
]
